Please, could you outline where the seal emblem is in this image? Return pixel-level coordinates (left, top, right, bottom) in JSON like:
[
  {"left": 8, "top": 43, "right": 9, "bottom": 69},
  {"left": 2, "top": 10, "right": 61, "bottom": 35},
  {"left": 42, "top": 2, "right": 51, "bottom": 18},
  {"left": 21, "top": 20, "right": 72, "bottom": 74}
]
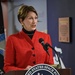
[{"left": 25, "top": 64, "right": 60, "bottom": 75}]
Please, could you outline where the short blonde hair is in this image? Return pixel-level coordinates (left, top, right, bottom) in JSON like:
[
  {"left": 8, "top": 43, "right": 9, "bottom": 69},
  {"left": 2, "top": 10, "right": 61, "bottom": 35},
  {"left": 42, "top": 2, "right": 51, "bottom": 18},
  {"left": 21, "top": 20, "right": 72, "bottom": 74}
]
[{"left": 17, "top": 5, "right": 38, "bottom": 22}]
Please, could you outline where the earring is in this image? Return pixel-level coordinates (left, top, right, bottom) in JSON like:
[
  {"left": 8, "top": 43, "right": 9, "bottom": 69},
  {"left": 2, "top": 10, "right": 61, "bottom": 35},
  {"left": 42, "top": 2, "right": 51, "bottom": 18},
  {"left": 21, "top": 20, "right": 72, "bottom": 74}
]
[
  {"left": 21, "top": 23, "right": 24, "bottom": 27},
  {"left": 22, "top": 25, "right": 24, "bottom": 28}
]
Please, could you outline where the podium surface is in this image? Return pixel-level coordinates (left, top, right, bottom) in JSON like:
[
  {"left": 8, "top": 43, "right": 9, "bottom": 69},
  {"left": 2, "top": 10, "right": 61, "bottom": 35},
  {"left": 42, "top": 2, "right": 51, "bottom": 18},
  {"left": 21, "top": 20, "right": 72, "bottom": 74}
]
[
  {"left": 57, "top": 68, "right": 71, "bottom": 75},
  {"left": 4, "top": 68, "right": 71, "bottom": 75}
]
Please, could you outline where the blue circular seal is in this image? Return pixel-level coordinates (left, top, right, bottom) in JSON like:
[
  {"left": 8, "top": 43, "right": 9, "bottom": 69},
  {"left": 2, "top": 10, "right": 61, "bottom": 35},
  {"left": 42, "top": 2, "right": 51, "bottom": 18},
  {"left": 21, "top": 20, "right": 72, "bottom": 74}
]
[{"left": 25, "top": 64, "right": 60, "bottom": 75}]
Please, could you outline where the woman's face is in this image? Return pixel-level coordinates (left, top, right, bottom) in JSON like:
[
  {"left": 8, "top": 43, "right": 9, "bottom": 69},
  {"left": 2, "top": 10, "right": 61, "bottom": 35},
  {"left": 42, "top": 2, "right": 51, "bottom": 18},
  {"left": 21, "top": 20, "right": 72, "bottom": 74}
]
[{"left": 21, "top": 11, "right": 38, "bottom": 31}]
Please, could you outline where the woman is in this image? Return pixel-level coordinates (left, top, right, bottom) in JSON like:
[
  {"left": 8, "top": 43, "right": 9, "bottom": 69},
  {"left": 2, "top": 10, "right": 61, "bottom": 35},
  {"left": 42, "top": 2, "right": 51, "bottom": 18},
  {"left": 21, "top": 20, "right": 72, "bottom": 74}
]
[{"left": 4, "top": 5, "right": 54, "bottom": 73}]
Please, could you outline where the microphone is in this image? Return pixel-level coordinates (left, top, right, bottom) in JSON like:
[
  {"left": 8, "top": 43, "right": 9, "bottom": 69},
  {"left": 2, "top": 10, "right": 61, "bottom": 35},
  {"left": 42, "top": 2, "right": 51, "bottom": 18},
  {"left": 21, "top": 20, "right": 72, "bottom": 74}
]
[
  {"left": 39, "top": 38, "right": 45, "bottom": 46},
  {"left": 39, "top": 38, "right": 62, "bottom": 69},
  {"left": 39, "top": 38, "right": 50, "bottom": 56}
]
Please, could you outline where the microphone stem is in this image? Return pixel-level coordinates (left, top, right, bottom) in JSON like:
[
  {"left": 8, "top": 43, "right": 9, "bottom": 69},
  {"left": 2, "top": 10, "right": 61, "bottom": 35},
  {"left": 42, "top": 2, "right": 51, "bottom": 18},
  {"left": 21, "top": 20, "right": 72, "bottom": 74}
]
[{"left": 46, "top": 43, "right": 62, "bottom": 69}]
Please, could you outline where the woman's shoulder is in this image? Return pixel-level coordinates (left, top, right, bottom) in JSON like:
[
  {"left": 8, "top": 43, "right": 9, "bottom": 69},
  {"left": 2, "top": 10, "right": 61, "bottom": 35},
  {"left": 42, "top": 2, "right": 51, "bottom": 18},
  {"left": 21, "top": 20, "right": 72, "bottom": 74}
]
[{"left": 7, "top": 32, "right": 20, "bottom": 40}]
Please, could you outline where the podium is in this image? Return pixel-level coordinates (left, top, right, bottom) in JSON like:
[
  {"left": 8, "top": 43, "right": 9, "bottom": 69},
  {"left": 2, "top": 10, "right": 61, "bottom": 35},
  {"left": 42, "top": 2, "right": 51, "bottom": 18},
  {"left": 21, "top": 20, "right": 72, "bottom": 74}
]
[
  {"left": 57, "top": 68, "right": 71, "bottom": 75},
  {"left": 4, "top": 68, "right": 71, "bottom": 75}
]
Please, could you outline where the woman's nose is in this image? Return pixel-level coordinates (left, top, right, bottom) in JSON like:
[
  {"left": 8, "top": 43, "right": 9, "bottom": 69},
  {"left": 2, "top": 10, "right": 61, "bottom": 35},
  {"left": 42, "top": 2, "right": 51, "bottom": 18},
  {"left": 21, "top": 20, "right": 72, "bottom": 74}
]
[{"left": 33, "top": 19, "right": 37, "bottom": 23}]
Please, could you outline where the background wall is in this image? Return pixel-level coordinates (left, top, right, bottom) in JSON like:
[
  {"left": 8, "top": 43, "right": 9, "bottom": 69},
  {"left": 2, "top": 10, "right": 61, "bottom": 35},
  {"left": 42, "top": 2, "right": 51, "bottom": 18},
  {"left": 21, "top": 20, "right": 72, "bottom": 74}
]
[{"left": 47, "top": 0, "right": 75, "bottom": 75}]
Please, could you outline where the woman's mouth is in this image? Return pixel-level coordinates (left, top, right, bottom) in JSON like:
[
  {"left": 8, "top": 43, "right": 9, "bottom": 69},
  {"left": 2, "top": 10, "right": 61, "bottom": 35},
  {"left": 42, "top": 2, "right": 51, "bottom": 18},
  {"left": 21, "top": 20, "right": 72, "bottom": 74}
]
[{"left": 31, "top": 25, "right": 36, "bottom": 28}]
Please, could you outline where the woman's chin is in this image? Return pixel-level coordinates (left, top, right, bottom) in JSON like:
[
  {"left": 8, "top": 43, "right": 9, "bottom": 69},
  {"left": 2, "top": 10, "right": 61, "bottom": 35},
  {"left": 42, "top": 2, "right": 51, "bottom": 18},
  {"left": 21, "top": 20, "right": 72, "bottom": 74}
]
[{"left": 31, "top": 28, "right": 36, "bottom": 31}]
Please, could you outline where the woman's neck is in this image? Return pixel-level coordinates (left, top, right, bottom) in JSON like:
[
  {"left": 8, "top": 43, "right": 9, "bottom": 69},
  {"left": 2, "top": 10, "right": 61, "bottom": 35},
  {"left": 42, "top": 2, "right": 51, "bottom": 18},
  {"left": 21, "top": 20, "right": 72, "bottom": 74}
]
[{"left": 22, "top": 28, "right": 36, "bottom": 39}]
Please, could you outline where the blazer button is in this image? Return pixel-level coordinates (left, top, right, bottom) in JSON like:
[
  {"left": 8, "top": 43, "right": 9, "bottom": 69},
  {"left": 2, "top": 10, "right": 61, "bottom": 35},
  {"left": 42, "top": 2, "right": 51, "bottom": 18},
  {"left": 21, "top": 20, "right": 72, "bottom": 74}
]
[
  {"left": 32, "top": 47, "right": 34, "bottom": 50},
  {"left": 33, "top": 54, "right": 35, "bottom": 57},
  {"left": 33, "top": 61, "right": 36, "bottom": 64}
]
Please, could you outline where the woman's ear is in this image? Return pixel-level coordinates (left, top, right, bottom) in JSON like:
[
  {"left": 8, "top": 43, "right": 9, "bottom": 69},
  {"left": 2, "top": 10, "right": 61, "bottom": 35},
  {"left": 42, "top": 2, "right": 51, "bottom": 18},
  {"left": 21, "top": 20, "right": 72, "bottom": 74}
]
[
  {"left": 20, "top": 19, "right": 22, "bottom": 23},
  {"left": 20, "top": 19, "right": 23, "bottom": 25}
]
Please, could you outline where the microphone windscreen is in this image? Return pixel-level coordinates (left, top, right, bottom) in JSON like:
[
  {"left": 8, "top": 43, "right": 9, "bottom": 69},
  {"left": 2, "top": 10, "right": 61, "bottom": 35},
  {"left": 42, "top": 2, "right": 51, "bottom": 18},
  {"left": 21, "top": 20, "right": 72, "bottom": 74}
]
[{"left": 39, "top": 38, "right": 44, "bottom": 43}]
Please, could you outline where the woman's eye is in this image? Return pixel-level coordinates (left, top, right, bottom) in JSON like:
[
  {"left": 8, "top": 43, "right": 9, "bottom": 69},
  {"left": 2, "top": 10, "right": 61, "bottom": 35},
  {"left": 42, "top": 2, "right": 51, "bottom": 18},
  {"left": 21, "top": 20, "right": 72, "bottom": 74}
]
[
  {"left": 35, "top": 17, "right": 38, "bottom": 19},
  {"left": 29, "top": 17, "right": 33, "bottom": 19},
  {"left": 28, "top": 17, "right": 38, "bottom": 20}
]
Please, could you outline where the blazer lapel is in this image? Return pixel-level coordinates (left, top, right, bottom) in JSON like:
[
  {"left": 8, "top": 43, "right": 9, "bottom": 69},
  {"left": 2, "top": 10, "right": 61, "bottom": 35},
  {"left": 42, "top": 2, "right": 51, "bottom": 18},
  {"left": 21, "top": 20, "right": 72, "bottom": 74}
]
[{"left": 20, "top": 30, "right": 34, "bottom": 47}]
